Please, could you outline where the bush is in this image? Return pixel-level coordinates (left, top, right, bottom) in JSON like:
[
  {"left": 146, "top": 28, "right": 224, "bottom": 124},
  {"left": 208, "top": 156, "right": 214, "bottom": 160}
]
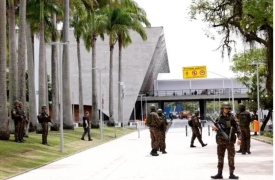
[{"left": 263, "top": 130, "right": 273, "bottom": 138}]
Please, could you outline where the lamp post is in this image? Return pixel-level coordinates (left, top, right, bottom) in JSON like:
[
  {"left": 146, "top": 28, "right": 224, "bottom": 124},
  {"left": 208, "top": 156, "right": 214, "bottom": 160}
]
[
  {"left": 92, "top": 67, "right": 106, "bottom": 140},
  {"left": 118, "top": 82, "right": 125, "bottom": 132},
  {"left": 140, "top": 94, "right": 144, "bottom": 122},
  {"left": 207, "top": 71, "right": 235, "bottom": 113},
  {"left": 46, "top": 41, "right": 69, "bottom": 153}
]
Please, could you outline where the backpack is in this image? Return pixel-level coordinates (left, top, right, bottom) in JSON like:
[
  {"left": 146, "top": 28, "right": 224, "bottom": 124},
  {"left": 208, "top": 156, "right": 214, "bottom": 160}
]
[
  {"left": 188, "top": 119, "right": 193, "bottom": 127},
  {"left": 146, "top": 114, "right": 152, "bottom": 126}
]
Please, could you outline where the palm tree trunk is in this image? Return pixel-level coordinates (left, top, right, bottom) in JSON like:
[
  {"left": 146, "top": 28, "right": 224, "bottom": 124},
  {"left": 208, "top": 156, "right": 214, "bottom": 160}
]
[
  {"left": 8, "top": 0, "right": 18, "bottom": 134},
  {"left": 109, "top": 43, "right": 115, "bottom": 124},
  {"left": 26, "top": 22, "right": 37, "bottom": 132},
  {"left": 0, "top": 0, "right": 9, "bottom": 140},
  {"left": 45, "top": 46, "right": 49, "bottom": 111},
  {"left": 91, "top": 32, "right": 99, "bottom": 128},
  {"left": 62, "top": 0, "right": 74, "bottom": 129},
  {"left": 37, "top": 0, "right": 46, "bottom": 133},
  {"left": 77, "top": 38, "right": 84, "bottom": 123},
  {"left": 266, "top": 27, "right": 273, "bottom": 95},
  {"left": 117, "top": 36, "right": 122, "bottom": 124},
  {"left": 51, "top": 13, "right": 59, "bottom": 130},
  {"left": 18, "top": 0, "right": 27, "bottom": 110}
]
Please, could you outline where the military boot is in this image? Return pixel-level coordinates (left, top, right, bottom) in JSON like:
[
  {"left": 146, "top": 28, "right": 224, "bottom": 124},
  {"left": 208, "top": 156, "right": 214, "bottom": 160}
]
[
  {"left": 236, "top": 148, "right": 242, "bottom": 153},
  {"left": 162, "top": 149, "right": 167, "bottom": 154},
  {"left": 202, "top": 143, "right": 207, "bottom": 147},
  {"left": 211, "top": 170, "right": 223, "bottom": 179},
  {"left": 151, "top": 149, "right": 159, "bottom": 156},
  {"left": 190, "top": 144, "right": 196, "bottom": 148},
  {"left": 246, "top": 148, "right": 251, "bottom": 154},
  {"left": 229, "top": 173, "right": 239, "bottom": 179},
  {"left": 150, "top": 149, "right": 153, "bottom": 155}
]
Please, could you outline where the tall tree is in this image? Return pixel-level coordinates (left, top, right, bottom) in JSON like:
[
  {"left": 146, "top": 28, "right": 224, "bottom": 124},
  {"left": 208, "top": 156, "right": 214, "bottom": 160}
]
[
  {"left": 37, "top": 0, "right": 46, "bottom": 133},
  {"left": 26, "top": 22, "right": 37, "bottom": 132},
  {"left": 70, "top": 3, "right": 87, "bottom": 123},
  {"left": 0, "top": 0, "right": 9, "bottom": 140},
  {"left": 8, "top": 0, "right": 19, "bottom": 133},
  {"left": 230, "top": 48, "right": 273, "bottom": 131},
  {"left": 62, "top": 0, "right": 74, "bottom": 129},
  {"left": 189, "top": 0, "right": 273, "bottom": 95},
  {"left": 17, "top": 0, "right": 27, "bottom": 109}
]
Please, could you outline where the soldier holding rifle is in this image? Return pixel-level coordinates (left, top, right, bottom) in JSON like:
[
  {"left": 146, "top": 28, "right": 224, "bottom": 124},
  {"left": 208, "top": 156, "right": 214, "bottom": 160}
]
[
  {"left": 210, "top": 102, "right": 242, "bottom": 179},
  {"left": 38, "top": 105, "right": 52, "bottom": 146}
]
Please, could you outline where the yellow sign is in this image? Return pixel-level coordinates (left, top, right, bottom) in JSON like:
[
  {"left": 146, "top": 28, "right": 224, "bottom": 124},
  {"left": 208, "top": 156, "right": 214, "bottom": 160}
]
[{"left": 182, "top": 66, "right": 207, "bottom": 79}]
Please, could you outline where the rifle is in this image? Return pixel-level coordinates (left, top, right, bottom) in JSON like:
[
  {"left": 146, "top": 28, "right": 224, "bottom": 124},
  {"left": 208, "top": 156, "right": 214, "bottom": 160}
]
[{"left": 207, "top": 116, "right": 230, "bottom": 141}]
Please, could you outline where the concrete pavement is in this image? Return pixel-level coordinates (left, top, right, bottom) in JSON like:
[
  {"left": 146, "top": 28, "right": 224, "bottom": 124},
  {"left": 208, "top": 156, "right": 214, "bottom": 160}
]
[{"left": 8, "top": 125, "right": 273, "bottom": 180}]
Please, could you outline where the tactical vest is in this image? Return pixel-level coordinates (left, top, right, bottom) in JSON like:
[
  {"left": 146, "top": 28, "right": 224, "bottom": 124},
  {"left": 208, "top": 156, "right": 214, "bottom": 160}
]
[
  {"left": 217, "top": 115, "right": 236, "bottom": 141},
  {"left": 239, "top": 111, "right": 250, "bottom": 127}
]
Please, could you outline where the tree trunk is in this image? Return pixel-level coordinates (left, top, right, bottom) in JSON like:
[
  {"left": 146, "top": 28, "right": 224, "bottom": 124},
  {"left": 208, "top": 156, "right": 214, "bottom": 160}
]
[
  {"left": 91, "top": 33, "right": 99, "bottom": 128},
  {"left": 260, "top": 109, "right": 273, "bottom": 131},
  {"left": 0, "top": 0, "right": 9, "bottom": 140},
  {"left": 8, "top": 1, "right": 18, "bottom": 134},
  {"left": 77, "top": 38, "right": 84, "bottom": 123},
  {"left": 45, "top": 46, "right": 49, "bottom": 111},
  {"left": 117, "top": 37, "right": 122, "bottom": 126},
  {"left": 37, "top": 17, "right": 45, "bottom": 134},
  {"left": 26, "top": 22, "right": 37, "bottom": 132},
  {"left": 266, "top": 27, "right": 273, "bottom": 95},
  {"left": 62, "top": 0, "right": 74, "bottom": 129},
  {"left": 50, "top": 13, "right": 59, "bottom": 131},
  {"left": 18, "top": 0, "right": 27, "bottom": 111},
  {"left": 109, "top": 44, "right": 114, "bottom": 124}
]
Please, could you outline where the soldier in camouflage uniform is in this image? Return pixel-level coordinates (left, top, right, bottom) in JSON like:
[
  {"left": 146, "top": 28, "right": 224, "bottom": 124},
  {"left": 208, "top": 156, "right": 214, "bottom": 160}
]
[
  {"left": 211, "top": 102, "right": 242, "bottom": 179},
  {"left": 157, "top": 109, "right": 168, "bottom": 154},
  {"left": 38, "top": 105, "right": 51, "bottom": 146},
  {"left": 11, "top": 100, "right": 23, "bottom": 143},
  {"left": 190, "top": 110, "right": 207, "bottom": 148},
  {"left": 18, "top": 102, "right": 28, "bottom": 142},
  {"left": 148, "top": 104, "right": 161, "bottom": 156},
  {"left": 235, "top": 104, "right": 252, "bottom": 155}
]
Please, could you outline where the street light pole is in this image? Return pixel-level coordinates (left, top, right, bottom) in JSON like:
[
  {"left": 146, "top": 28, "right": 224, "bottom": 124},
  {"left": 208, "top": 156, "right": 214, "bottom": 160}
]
[
  {"left": 46, "top": 41, "right": 69, "bottom": 153},
  {"left": 92, "top": 67, "right": 106, "bottom": 140}
]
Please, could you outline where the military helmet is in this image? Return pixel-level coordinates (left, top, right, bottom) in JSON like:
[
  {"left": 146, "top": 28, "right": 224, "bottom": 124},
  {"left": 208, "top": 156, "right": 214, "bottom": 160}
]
[
  {"left": 150, "top": 104, "right": 156, "bottom": 110},
  {"left": 238, "top": 103, "right": 245, "bottom": 109},
  {"left": 14, "top": 100, "right": 20, "bottom": 105},
  {"left": 221, "top": 102, "right": 231, "bottom": 109},
  {"left": 41, "top": 105, "right": 47, "bottom": 109},
  {"left": 18, "top": 102, "right": 23, "bottom": 105},
  {"left": 195, "top": 110, "right": 200, "bottom": 114},
  {"left": 157, "top": 109, "right": 163, "bottom": 113}
]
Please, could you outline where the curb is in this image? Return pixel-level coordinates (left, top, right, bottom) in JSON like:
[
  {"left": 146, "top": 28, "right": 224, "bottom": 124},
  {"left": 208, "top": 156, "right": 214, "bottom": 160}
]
[{"left": 251, "top": 137, "right": 273, "bottom": 145}]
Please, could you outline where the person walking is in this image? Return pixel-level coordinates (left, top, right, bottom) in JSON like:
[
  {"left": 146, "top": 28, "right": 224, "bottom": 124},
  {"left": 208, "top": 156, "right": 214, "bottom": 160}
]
[
  {"left": 211, "top": 102, "right": 242, "bottom": 179},
  {"left": 81, "top": 111, "right": 92, "bottom": 141},
  {"left": 190, "top": 110, "right": 207, "bottom": 148},
  {"left": 236, "top": 103, "right": 252, "bottom": 155},
  {"left": 157, "top": 109, "right": 168, "bottom": 154}
]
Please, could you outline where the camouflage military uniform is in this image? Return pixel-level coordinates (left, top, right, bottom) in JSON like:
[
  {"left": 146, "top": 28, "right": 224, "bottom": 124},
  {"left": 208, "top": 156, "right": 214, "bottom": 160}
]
[
  {"left": 11, "top": 101, "right": 23, "bottom": 143},
  {"left": 18, "top": 102, "right": 28, "bottom": 142},
  {"left": 190, "top": 111, "right": 207, "bottom": 147},
  {"left": 211, "top": 102, "right": 242, "bottom": 180},
  {"left": 157, "top": 109, "right": 168, "bottom": 154},
  {"left": 39, "top": 106, "right": 51, "bottom": 146},
  {"left": 236, "top": 104, "right": 252, "bottom": 154},
  {"left": 148, "top": 104, "right": 161, "bottom": 156}
]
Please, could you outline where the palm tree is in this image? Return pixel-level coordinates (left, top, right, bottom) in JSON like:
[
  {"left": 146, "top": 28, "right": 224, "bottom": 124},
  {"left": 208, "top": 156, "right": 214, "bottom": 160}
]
[
  {"left": 8, "top": 0, "right": 19, "bottom": 133},
  {"left": 62, "top": 0, "right": 74, "bottom": 129},
  {"left": 105, "top": 0, "right": 150, "bottom": 125},
  {"left": 0, "top": 0, "right": 9, "bottom": 140},
  {"left": 17, "top": 0, "right": 27, "bottom": 110},
  {"left": 70, "top": 3, "right": 87, "bottom": 124}
]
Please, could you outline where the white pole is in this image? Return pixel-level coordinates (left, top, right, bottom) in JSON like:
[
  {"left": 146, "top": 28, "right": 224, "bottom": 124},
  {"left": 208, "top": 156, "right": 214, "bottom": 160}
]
[
  {"left": 72, "top": 92, "right": 74, "bottom": 123},
  {"left": 231, "top": 79, "right": 235, "bottom": 113},
  {"left": 59, "top": 43, "right": 64, "bottom": 153},
  {"left": 219, "top": 89, "right": 221, "bottom": 110},
  {"left": 145, "top": 96, "right": 147, "bottom": 119},
  {"left": 256, "top": 64, "right": 260, "bottom": 136},
  {"left": 99, "top": 68, "right": 103, "bottom": 140},
  {"left": 141, "top": 95, "right": 143, "bottom": 122},
  {"left": 122, "top": 85, "right": 124, "bottom": 132}
]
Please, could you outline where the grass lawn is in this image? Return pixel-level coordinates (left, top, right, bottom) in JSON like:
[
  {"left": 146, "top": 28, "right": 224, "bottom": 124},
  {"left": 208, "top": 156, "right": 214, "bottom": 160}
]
[
  {"left": 251, "top": 135, "right": 273, "bottom": 143},
  {"left": 0, "top": 126, "right": 135, "bottom": 179}
]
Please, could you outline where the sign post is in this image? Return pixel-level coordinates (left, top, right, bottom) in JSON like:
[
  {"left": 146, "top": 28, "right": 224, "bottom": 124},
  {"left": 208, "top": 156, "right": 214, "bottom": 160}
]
[{"left": 182, "top": 66, "right": 207, "bottom": 79}]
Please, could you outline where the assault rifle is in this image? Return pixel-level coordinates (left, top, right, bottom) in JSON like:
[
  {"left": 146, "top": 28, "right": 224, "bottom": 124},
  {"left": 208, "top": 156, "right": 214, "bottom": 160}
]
[{"left": 207, "top": 116, "right": 231, "bottom": 141}]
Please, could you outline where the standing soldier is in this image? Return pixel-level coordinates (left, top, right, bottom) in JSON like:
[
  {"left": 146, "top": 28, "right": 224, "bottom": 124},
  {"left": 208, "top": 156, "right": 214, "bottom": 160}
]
[
  {"left": 146, "top": 104, "right": 161, "bottom": 156},
  {"left": 211, "top": 102, "right": 242, "bottom": 179},
  {"left": 251, "top": 111, "right": 258, "bottom": 135},
  {"left": 18, "top": 102, "right": 28, "bottom": 142},
  {"left": 236, "top": 103, "right": 252, "bottom": 155},
  {"left": 190, "top": 110, "right": 207, "bottom": 148},
  {"left": 38, "top": 105, "right": 51, "bottom": 146},
  {"left": 11, "top": 100, "right": 22, "bottom": 143},
  {"left": 157, "top": 109, "right": 168, "bottom": 154}
]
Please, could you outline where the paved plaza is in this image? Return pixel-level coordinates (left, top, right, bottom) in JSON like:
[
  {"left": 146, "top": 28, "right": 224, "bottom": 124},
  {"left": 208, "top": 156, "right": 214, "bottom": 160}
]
[{"left": 8, "top": 121, "right": 273, "bottom": 180}]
